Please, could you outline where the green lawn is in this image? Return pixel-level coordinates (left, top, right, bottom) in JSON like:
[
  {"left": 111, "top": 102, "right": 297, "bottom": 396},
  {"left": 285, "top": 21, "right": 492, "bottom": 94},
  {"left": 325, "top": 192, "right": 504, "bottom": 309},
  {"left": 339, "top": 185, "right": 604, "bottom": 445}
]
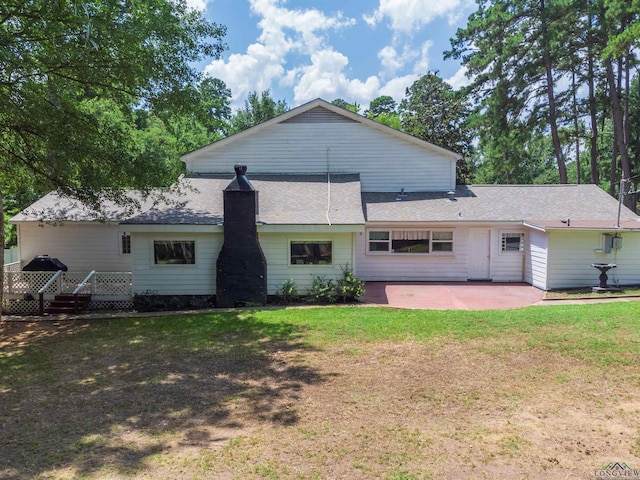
[{"left": 1, "top": 303, "right": 639, "bottom": 479}]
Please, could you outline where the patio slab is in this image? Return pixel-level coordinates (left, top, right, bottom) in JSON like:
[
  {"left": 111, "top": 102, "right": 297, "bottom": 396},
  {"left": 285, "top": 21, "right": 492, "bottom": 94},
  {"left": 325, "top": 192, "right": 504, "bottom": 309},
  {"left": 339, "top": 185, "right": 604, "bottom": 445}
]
[{"left": 359, "top": 282, "right": 545, "bottom": 310}]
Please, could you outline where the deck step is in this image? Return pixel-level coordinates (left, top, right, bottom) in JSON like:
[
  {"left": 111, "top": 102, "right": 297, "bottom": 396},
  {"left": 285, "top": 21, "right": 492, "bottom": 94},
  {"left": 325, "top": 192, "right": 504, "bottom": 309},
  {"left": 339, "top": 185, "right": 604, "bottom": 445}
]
[{"left": 44, "top": 294, "right": 92, "bottom": 315}]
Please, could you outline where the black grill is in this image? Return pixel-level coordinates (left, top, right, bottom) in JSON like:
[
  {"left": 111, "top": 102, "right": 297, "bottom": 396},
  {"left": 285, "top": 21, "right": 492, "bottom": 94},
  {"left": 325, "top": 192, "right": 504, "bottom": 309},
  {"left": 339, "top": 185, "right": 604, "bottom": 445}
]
[{"left": 22, "top": 255, "right": 68, "bottom": 272}]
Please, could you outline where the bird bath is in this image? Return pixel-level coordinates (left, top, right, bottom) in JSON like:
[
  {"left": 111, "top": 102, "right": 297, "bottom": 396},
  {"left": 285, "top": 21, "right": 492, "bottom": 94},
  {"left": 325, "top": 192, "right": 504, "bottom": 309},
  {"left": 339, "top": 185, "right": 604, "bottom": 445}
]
[{"left": 591, "top": 263, "right": 620, "bottom": 292}]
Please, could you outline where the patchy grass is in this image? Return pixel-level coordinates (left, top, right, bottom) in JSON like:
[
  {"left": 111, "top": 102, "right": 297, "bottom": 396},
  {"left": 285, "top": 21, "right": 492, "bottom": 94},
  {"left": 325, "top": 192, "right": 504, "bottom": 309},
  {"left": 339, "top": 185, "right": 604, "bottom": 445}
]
[
  {"left": 545, "top": 285, "right": 640, "bottom": 299},
  {"left": 1, "top": 302, "right": 640, "bottom": 479}
]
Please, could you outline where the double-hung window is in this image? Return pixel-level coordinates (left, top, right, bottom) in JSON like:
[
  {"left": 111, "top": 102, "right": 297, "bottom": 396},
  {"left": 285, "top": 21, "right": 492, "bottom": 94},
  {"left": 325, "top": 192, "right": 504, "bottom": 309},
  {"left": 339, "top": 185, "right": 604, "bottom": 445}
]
[
  {"left": 367, "top": 230, "right": 453, "bottom": 254},
  {"left": 120, "top": 233, "right": 131, "bottom": 255}
]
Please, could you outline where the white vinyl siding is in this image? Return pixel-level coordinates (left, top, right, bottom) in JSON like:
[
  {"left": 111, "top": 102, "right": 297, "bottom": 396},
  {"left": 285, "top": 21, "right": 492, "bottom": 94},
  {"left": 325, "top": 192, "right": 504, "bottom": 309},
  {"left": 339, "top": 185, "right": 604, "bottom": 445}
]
[
  {"left": 527, "top": 229, "right": 548, "bottom": 289},
  {"left": 16, "top": 222, "right": 132, "bottom": 272},
  {"left": 259, "top": 232, "right": 355, "bottom": 294},
  {"left": 185, "top": 122, "right": 456, "bottom": 192},
  {"left": 132, "top": 232, "right": 222, "bottom": 295},
  {"left": 492, "top": 229, "right": 526, "bottom": 282},
  {"left": 545, "top": 230, "right": 640, "bottom": 290}
]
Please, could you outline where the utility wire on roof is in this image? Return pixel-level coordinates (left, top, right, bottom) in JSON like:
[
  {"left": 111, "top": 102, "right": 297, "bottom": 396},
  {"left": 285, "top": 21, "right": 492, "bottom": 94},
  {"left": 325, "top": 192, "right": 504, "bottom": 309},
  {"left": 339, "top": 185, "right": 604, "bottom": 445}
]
[{"left": 326, "top": 147, "right": 332, "bottom": 225}]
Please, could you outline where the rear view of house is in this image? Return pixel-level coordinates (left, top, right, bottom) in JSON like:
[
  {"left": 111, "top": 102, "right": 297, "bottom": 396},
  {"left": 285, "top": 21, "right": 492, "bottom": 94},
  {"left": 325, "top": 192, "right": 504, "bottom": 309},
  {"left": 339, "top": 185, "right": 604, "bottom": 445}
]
[{"left": 8, "top": 98, "right": 640, "bottom": 313}]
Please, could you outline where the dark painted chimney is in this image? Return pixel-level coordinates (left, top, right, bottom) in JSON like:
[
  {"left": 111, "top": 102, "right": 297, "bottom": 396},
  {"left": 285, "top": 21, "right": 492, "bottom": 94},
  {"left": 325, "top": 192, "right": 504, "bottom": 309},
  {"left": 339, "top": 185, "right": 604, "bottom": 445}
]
[{"left": 216, "top": 165, "right": 267, "bottom": 307}]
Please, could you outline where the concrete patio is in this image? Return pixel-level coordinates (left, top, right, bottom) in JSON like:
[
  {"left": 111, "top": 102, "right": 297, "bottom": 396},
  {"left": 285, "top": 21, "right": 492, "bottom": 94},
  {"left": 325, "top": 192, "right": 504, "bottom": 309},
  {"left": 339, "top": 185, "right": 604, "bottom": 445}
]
[{"left": 359, "top": 282, "right": 546, "bottom": 310}]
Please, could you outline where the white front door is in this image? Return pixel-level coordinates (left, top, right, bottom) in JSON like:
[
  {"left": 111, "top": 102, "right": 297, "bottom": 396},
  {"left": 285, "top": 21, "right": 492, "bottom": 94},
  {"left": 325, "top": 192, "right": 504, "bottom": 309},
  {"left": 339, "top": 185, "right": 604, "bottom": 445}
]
[{"left": 468, "top": 229, "right": 491, "bottom": 280}]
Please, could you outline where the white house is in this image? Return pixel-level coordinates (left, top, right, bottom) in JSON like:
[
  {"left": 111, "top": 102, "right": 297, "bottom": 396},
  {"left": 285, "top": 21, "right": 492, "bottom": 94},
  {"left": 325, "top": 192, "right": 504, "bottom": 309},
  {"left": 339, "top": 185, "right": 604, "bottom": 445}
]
[{"left": 9, "top": 98, "right": 640, "bottom": 305}]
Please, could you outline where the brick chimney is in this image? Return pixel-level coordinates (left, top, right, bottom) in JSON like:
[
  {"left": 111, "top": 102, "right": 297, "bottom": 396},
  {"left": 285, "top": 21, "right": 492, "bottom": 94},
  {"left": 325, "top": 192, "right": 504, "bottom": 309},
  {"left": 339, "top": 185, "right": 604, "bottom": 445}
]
[{"left": 216, "top": 165, "right": 267, "bottom": 307}]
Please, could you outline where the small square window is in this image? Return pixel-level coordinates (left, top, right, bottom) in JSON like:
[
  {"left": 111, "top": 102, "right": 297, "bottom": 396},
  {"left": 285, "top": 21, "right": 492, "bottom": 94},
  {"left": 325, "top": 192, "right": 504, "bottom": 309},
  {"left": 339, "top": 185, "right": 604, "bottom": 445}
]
[{"left": 501, "top": 233, "right": 524, "bottom": 252}]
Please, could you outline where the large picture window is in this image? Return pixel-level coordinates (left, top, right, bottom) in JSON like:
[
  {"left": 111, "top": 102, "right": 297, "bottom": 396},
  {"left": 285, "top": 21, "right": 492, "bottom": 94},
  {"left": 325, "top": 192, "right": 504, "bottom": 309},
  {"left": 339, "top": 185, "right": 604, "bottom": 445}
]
[
  {"left": 290, "top": 241, "right": 332, "bottom": 265},
  {"left": 154, "top": 240, "right": 195, "bottom": 264},
  {"left": 367, "top": 230, "right": 453, "bottom": 254}
]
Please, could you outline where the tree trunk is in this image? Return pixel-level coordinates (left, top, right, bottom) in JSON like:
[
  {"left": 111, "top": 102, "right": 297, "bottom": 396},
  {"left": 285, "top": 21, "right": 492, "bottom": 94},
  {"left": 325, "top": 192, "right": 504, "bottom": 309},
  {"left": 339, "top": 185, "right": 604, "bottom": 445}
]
[
  {"left": 605, "top": 56, "right": 635, "bottom": 211},
  {"left": 589, "top": 54, "right": 600, "bottom": 185},
  {"left": 572, "top": 69, "right": 581, "bottom": 184},
  {"left": 609, "top": 135, "right": 618, "bottom": 196},
  {"left": 0, "top": 188, "right": 4, "bottom": 321},
  {"left": 540, "top": 0, "right": 568, "bottom": 183},
  {"left": 587, "top": 25, "right": 599, "bottom": 185}
]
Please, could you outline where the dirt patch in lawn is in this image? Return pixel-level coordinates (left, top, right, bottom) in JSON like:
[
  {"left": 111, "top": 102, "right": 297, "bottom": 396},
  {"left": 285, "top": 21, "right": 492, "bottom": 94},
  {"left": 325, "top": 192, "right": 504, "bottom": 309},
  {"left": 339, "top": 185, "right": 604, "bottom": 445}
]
[{"left": 1, "top": 320, "right": 640, "bottom": 479}]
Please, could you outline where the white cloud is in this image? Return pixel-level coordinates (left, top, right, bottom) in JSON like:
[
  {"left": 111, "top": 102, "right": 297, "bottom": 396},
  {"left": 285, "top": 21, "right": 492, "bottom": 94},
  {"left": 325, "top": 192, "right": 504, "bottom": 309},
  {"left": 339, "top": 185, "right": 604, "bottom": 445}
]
[
  {"left": 445, "top": 66, "right": 471, "bottom": 90},
  {"left": 412, "top": 40, "right": 433, "bottom": 74},
  {"left": 377, "top": 40, "right": 431, "bottom": 80},
  {"left": 379, "top": 74, "right": 418, "bottom": 101},
  {"left": 365, "top": 0, "right": 467, "bottom": 32},
  {"left": 201, "top": 1, "right": 467, "bottom": 111},
  {"left": 293, "top": 49, "right": 380, "bottom": 105},
  {"left": 378, "top": 46, "right": 403, "bottom": 75},
  {"left": 185, "top": 0, "right": 210, "bottom": 11},
  {"left": 203, "top": 0, "right": 355, "bottom": 106}
]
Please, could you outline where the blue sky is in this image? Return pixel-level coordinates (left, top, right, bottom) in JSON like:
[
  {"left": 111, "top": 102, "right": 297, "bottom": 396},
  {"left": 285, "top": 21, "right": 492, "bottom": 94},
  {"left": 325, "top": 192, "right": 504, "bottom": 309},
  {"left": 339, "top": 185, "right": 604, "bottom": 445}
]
[{"left": 189, "top": 0, "right": 477, "bottom": 110}]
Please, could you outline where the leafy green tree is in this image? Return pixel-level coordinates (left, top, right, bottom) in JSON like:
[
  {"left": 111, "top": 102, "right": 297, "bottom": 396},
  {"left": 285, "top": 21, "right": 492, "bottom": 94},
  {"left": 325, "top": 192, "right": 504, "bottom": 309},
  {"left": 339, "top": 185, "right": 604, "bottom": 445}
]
[
  {"left": 1, "top": 0, "right": 225, "bottom": 200},
  {"left": 331, "top": 99, "right": 361, "bottom": 113},
  {"left": 230, "top": 91, "right": 289, "bottom": 133},
  {"left": 400, "top": 72, "right": 475, "bottom": 183},
  {"left": 0, "top": 0, "right": 226, "bottom": 313},
  {"left": 371, "top": 112, "right": 401, "bottom": 130},
  {"left": 161, "top": 77, "right": 232, "bottom": 154},
  {"left": 447, "top": 0, "right": 573, "bottom": 184},
  {"left": 365, "top": 96, "right": 397, "bottom": 117},
  {"left": 447, "top": 0, "right": 639, "bottom": 204},
  {"left": 603, "top": 0, "right": 640, "bottom": 57},
  {"left": 365, "top": 96, "right": 400, "bottom": 129}
]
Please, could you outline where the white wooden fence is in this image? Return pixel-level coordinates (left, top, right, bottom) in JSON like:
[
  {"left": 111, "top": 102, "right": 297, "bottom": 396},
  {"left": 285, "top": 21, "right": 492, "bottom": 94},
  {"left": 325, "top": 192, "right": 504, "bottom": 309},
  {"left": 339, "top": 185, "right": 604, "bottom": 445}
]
[{"left": 2, "top": 267, "right": 133, "bottom": 315}]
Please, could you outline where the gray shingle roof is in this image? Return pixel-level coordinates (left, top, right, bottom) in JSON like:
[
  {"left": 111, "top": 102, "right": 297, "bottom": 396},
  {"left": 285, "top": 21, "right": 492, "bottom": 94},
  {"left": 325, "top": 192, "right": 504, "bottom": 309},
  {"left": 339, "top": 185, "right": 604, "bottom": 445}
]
[
  {"left": 363, "top": 184, "right": 640, "bottom": 228},
  {"left": 10, "top": 193, "right": 145, "bottom": 223},
  {"left": 14, "top": 181, "right": 640, "bottom": 230},
  {"left": 122, "top": 174, "right": 364, "bottom": 225}
]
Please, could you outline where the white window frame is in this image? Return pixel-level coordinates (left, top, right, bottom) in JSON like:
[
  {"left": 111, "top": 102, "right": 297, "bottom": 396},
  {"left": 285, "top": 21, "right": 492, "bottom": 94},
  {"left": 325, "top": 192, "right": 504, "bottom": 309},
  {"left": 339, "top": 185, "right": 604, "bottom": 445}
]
[
  {"left": 152, "top": 239, "right": 197, "bottom": 266},
  {"left": 500, "top": 232, "right": 525, "bottom": 254},
  {"left": 289, "top": 240, "right": 333, "bottom": 266},
  {"left": 366, "top": 229, "right": 454, "bottom": 255},
  {"left": 431, "top": 230, "right": 454, "bottom": 253}
]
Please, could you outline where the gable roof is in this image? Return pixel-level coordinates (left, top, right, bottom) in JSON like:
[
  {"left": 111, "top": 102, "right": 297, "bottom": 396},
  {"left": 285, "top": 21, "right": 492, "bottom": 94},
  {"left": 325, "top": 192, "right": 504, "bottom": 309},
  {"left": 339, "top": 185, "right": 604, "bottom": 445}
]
[
  {"left": 180, "top": 98, "right": 462, "bottom": 167},
  {"left": 363, "top": 184, "right": 640, "bottom": 230}
]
